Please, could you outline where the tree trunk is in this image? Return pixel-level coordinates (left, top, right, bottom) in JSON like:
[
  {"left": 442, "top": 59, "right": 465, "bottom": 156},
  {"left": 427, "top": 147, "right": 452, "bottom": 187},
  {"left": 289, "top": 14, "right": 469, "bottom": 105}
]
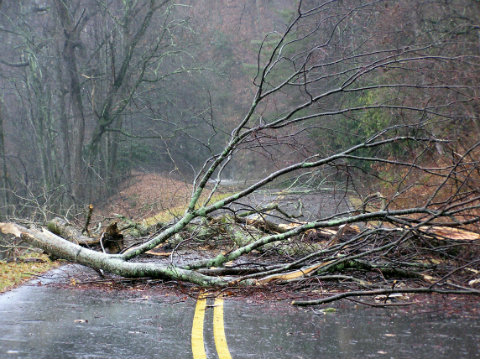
[
  {"left": 46, "top": 217, "right": 99, "bottom": 246},
  {"left": 54, "top": 0, "right": 87, "bottom": 201},
  {"left": 0, "top": 99, "right": 9, "bottom": 216},
  {"left": 0, "top": 222, "right": 233, "bottom": 287}
]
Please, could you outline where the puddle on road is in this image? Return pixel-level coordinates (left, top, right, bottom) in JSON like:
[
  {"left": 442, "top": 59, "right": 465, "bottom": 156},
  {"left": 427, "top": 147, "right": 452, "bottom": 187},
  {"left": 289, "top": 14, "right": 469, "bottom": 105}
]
[{"left": 0, "top": 267, "right": 479, "bottom": 359}]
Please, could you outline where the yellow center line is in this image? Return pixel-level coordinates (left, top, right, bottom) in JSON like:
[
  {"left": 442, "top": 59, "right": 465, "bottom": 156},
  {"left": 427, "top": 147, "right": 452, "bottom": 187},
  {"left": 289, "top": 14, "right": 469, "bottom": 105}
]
[
  {"left": 213, "top": 295, "right": 233, "bottom": 359},
  {"left": 191, "top": 293, "right": 207, "bottom": 359}
]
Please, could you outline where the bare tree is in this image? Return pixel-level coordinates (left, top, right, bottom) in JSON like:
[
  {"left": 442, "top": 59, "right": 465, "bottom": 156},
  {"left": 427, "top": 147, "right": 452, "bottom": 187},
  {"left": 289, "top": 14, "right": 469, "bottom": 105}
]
[
  {"left": 2, "top": 0, "right": 480, "bottom": 304},
  {"left": 0, "top": 0, "right": 208, "bottom": 216}
]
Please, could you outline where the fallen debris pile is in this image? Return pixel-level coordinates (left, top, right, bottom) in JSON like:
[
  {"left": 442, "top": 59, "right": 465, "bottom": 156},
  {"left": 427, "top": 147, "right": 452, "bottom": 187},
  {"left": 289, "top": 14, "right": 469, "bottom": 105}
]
[{"left": 1, "top": 207, "right": 479, "bottom": 306}]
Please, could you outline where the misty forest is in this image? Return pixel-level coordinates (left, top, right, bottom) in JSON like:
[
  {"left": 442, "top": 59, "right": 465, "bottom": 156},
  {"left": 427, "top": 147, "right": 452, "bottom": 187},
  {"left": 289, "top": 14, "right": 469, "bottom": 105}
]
[{"left": 0, "top": 0, "right": 480, "bottom": 304}]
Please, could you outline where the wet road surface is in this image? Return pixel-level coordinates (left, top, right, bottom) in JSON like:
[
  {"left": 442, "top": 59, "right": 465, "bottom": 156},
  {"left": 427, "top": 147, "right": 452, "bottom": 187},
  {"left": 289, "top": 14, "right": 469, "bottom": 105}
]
[
  {"left": 1, "top": 265, "right": 479, "bottom": 359},
  {"left": 0, "top": 270, "right": 192, "bottom": 358},
  {"left": 231, "top": 188, "right": 354, "bottom": 223},
  {"left": 223, "top": 299, "right": 480, "bottom": 358}
]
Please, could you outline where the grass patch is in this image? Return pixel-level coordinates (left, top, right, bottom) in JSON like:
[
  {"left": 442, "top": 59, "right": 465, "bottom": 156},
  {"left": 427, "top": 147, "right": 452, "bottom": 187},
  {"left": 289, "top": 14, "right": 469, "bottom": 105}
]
[
  {"left": 0, "top": 252, "right": 59, "bottom": 293},
  {"left": 142, "top": 192, "right": 234, "bottom": 226}
]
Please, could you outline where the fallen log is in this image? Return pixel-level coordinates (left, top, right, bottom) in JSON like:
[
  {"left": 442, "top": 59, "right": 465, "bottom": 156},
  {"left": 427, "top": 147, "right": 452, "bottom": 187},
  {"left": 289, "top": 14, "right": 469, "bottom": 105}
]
[
  {"left": 226, "top": 213, "right": 360, "bottom": 239},
  {"left": 0, "top": 222, "right": 234, "bottom": 286},
  {"left": 419, "top": 226, "right": 480, "bottom": 241},
  {"left": 47, "top": 217, "right": 99, "bottom": 246},
  {"left": 238, "top": 214, "right": 480, "bottom": 242},
  {"left": 256, "top": 261, "right": 332, "bottom": 284}
]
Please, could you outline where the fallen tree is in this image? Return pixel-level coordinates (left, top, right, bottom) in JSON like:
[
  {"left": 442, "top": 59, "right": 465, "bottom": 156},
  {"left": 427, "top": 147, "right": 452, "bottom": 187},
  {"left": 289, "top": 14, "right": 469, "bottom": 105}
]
[
  {"left": 2, "top": 203, "right": 480, "bottom": 305},
  {"left": 3, "top": 0, "right": 480, "bottom": 305},
  {"left": 0, "top": 222, "right": 234, "bottom": 286}
]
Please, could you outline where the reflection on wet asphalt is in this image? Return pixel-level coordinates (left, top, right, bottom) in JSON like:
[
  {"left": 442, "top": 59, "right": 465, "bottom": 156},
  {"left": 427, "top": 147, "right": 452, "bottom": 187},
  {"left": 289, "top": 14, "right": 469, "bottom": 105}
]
[
  {"left": 224, "top": 299, "right": 480, "bottom": 359},
  {"left": 1, "top": 267, "right": 479, "bottom": 358},
  {"left": 0, "top": 285, "right": 193, "bottom": 358}
]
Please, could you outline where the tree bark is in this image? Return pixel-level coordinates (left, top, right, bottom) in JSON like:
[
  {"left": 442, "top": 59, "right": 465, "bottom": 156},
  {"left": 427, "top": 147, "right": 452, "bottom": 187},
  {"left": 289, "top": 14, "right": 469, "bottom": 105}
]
[
  {"left": 46, "top": 217, "right": 99, "bottom": 246},
  {"left": 0, "top": 99, "right": 9, "bottom": 214},
  {"left": 0, "top": 222, "right": 233, "bottom": 287},
  {"left": 54, "top": 0, "right": 87, "bottom": 201}
]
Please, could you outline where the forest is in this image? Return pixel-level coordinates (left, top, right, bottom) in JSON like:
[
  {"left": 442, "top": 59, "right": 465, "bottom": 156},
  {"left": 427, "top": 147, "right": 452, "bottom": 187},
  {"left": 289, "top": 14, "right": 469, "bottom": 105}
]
[{"left": 0, "top": 0, "right": 479, "bottom": 304}]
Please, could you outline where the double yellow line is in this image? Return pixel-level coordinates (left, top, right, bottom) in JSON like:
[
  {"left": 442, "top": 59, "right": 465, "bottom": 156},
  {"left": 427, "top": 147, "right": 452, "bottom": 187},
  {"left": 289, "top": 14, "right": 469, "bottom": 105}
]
[{"left": 191, "top": 293, "right": 232, "bottom": 359}]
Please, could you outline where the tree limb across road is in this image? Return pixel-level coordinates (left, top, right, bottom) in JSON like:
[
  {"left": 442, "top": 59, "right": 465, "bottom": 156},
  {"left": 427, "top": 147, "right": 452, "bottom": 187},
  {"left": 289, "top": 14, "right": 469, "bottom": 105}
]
[{"left": 1, "top": 0, "right": 480, "bottom": 306}]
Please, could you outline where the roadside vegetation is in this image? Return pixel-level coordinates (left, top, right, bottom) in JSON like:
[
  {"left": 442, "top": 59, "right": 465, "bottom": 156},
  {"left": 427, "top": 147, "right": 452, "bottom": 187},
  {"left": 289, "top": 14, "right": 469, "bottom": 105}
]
[{"left": 0, "top": 252, "right": 58, "bottom": 293}]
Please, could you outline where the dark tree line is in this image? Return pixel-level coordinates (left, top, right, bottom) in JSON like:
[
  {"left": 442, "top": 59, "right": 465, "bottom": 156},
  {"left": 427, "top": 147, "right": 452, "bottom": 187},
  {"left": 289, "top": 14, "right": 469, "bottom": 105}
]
[{"left": 1, "top": 0, "right": 279, "bottom": 218}]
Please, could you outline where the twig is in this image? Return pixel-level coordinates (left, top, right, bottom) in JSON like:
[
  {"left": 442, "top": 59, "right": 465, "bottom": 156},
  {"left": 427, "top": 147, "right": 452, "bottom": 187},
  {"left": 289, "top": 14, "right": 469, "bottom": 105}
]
[
  {"left": 346, "top": 297, "right": 414, "bottom": 308},
  {"left": 292, "top": 287, "right": 480, "bottom": 306}
]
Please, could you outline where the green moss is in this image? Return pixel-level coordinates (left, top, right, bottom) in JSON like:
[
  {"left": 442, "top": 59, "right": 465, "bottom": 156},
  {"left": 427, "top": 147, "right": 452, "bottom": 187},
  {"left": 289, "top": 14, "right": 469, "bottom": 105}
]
[{"left": 46, "top": 222, "right": 60, "bottom": 236}]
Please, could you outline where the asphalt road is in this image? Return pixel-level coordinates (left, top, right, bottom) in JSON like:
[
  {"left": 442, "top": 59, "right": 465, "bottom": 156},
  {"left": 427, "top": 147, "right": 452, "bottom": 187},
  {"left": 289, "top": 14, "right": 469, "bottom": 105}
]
[
  {"left": 229, "top": 188, "right": 354, "bottom": 223},
  {"left": 0, "top": 265, "right": 479, "bottom": 359}
]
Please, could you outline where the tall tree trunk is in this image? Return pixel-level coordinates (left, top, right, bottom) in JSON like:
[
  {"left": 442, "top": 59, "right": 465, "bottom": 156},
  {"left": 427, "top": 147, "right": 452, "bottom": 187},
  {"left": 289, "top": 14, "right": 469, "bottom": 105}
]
[
  {"left": 0, "top": 99, "right": 9, "bottom": 217},
  {"left": 55, "top": 42, "right": 72, "bottom": 198},
  {"left": 54, "top": 0, "right": 87, "bottom": 202}
]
